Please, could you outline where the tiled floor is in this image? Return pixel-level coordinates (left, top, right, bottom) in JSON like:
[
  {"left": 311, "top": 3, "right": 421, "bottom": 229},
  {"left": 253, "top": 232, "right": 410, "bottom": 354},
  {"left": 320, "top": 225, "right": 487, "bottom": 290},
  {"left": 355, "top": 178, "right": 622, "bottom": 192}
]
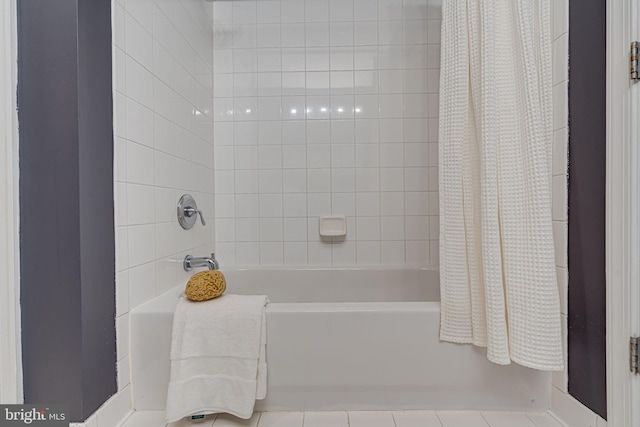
[{"left": 120, "top": 410, "right": 565, "bottom": 427}]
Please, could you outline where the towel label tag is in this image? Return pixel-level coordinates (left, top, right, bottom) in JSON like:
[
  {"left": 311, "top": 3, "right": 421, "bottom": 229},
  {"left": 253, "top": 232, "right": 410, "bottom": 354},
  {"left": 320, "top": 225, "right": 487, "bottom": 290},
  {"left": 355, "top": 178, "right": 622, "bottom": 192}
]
[{"left": 0, "top": 405, "right": 68, "bottom": 426}]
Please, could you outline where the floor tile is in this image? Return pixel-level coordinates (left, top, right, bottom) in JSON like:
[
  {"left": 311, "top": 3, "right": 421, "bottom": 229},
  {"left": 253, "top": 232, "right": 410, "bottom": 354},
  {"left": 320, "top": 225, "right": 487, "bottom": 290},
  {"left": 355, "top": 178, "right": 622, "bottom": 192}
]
[
  {"left": 257, "top": 412, "right": 303, "bottom": 427},
  {"left": 550, "top": 387, "right": 598, "bottom": 427},
  {"left": 121, "top": 410, "right": 572, "bottom": 427},
  {"left": 348, "top": 411, "right": 395, "bottom": 427},
  {"left": 436, "top": 411, "right": 490, "bottom": 427},
  {"left": 167, "top": 415, "right": 216, "bottom": 427},
  {"left": 214, "top": 413, "right": 260, "bottom": 427},
  {"left": 393, "top": 411, "right": 443, "bottom": 427},
  {"left": 526, "top": 413, "right": 565, "bottom": 427},
  {"left": 482, "top": 412, "right": 536, "bottom": 427},
  {"left": 303, "top": 411, "right": 348, "bottom": 427},
  {"left": 120, "top": 411, "right": 171, "bottom": 427}
]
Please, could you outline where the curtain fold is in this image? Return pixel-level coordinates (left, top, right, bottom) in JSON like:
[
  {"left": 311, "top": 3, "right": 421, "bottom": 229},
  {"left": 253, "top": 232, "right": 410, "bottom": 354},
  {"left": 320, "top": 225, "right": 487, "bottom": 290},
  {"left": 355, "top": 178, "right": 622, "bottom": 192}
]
[{"left": 439, "top": 0, "right": 563, "bottom": 371}]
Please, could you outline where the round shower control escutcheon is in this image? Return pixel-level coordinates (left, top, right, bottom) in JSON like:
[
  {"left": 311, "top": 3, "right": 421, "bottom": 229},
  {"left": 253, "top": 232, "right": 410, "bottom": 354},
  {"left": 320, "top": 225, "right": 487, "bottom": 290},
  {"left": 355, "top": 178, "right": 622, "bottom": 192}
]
[{"left": 177, "top": 194, "right": 206, "bottom": 230}]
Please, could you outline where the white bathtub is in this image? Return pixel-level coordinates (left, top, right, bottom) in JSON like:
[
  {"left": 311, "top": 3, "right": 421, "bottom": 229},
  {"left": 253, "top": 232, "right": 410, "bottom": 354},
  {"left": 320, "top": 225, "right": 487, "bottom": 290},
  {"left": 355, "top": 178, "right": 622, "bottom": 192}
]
[{"left": 130, "top": 267, "right": 550, "bottom": 413}]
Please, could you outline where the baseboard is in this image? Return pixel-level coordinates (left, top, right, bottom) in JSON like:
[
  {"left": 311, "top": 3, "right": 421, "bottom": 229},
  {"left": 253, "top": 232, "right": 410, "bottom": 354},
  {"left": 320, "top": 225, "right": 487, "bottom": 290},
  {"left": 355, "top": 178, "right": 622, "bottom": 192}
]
[
  {"left": 549, "top": 386, "right": 607, "bottom": 427},
  {"left": 70, "top": 386, "right": 133, "bottom": 427}
]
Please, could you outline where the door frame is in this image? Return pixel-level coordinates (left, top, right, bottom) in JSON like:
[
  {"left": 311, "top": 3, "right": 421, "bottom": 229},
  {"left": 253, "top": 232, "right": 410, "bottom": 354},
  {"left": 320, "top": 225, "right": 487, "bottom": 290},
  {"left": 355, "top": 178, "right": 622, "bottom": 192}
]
[
  {"left": 606, "top": 0, "right": 640, "bottom": 425},
  {"left": 0, "top": 0, "right": 22, "bottom": 404}
]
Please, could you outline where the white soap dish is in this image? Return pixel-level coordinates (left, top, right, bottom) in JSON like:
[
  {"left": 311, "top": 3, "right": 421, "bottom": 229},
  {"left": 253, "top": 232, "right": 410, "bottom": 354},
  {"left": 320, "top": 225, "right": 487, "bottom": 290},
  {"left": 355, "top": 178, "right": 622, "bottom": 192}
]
[{"left": 318, "top": 216, "right": 347, "bottom": 237}]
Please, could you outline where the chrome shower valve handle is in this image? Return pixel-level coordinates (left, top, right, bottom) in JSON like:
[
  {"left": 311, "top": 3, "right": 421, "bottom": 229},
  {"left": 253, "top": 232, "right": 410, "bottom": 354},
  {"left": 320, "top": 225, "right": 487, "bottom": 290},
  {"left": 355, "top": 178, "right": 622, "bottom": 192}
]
[
  {"left": 177, "top": 194, "right": 206, "bottom": 229},
  {"left": 183, "top": 206, "right": 206, "bottom": 226}
]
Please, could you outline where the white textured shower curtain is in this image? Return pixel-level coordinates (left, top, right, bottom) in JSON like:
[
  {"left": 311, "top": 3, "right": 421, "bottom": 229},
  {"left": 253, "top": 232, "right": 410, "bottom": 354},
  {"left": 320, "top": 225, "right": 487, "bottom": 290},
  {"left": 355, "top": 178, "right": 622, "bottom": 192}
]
[{"left": 439, "top": 0, "right": 563, "bottom": 371}]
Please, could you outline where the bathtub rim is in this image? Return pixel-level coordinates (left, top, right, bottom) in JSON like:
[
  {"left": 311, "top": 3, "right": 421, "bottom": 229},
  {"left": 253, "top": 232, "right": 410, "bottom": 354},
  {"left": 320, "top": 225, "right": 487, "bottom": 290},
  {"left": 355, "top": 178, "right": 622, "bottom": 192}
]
[
  {"left": 132, "top": 266, "right": 441, "bottom": 314},
  {"left": 217, "top": 265, "right": 439, "bottom": 273}
]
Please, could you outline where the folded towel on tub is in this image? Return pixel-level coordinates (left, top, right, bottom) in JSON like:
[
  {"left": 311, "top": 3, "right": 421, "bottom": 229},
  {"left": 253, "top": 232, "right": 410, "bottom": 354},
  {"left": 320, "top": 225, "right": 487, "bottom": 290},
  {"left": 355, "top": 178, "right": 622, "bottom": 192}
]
[{"left": 165, "top": 294, "right": 269, "bottom": 423}]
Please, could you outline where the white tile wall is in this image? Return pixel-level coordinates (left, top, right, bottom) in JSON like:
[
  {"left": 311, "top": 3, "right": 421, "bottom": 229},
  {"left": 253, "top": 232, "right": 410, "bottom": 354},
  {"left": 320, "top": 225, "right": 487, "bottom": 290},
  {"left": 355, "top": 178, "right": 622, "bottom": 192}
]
[
  {"left": 109, "top": 0, "right": 215, "bottom": 423},
  {"left": 549, "top": 0, "right": 605, "bottom": 425},
  {"left": 212, "top": 0, "right": 441, "bottom": 266}
]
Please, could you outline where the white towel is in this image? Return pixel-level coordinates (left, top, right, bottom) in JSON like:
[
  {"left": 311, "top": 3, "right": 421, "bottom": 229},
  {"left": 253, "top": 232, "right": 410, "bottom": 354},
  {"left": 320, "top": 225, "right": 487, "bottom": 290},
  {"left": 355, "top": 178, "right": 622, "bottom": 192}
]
[
  {"left": 439, "top": 0, "right": 564, "bottom": 371},
  {"left": 165, "top": 294, "right": 268, "bottom": 423}
]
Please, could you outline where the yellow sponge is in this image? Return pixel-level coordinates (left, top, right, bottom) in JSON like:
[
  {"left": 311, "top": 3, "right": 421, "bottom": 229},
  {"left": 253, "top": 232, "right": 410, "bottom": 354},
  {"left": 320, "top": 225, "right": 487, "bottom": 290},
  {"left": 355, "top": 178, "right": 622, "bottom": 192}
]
[{"left": 184, "top": 270, "right": 227, "bottom": 301}]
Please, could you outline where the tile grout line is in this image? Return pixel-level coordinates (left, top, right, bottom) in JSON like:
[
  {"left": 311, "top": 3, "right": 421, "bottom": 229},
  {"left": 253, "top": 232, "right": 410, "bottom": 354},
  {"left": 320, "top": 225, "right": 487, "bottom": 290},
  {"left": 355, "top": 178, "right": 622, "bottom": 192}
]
[
  {"left": 278, "top": 0, "right": 285, "bottom": 266},
  {"left": 479, "top": 412, "right": 491, "bottom": 427},
  {"left": 526, "top": 413, "right": 544, "bottom": 427},
  {"left": 546, "top": 410, "right": 569, "bottom": 427}
]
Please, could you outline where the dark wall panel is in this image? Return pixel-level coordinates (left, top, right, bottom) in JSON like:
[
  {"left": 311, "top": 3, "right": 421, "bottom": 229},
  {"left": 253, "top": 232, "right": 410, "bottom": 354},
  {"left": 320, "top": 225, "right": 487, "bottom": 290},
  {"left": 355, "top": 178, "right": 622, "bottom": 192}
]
[
  {"left": 77, "top": 0, "right": 117, "bottom": 416},
  {"left": 18, "top": 0, "right": 84, "bottom": 415},
  {"left": 18, "top": 0, "right": 116, "bottom": 421},
  {"left": 567, "top": 0, "right": 607, "bottom": 419}
]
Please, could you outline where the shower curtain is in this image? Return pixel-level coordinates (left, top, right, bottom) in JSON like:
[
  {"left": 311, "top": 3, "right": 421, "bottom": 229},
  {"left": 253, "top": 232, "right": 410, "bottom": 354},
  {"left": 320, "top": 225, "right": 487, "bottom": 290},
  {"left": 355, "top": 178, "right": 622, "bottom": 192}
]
[{"left": 438, "top": 0, "right": 563, "bottom": 371}]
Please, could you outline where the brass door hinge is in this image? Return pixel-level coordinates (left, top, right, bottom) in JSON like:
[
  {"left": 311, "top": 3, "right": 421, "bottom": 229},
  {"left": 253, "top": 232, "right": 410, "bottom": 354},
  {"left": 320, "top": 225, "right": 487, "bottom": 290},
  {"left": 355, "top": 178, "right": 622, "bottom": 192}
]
[
  {"left": 631, "top": 336, "right": 639, "bottom": 374},
  {"left": 631, "top": 41, "right": 639, "bottom": 80}
]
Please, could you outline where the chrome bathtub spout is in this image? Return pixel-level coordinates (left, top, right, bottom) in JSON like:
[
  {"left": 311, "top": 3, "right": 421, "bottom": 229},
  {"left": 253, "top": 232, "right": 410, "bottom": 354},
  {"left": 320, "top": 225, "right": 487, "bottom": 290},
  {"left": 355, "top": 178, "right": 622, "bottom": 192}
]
[{"left": 183, "top": 253, "right": 220, "bottom": 271}]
